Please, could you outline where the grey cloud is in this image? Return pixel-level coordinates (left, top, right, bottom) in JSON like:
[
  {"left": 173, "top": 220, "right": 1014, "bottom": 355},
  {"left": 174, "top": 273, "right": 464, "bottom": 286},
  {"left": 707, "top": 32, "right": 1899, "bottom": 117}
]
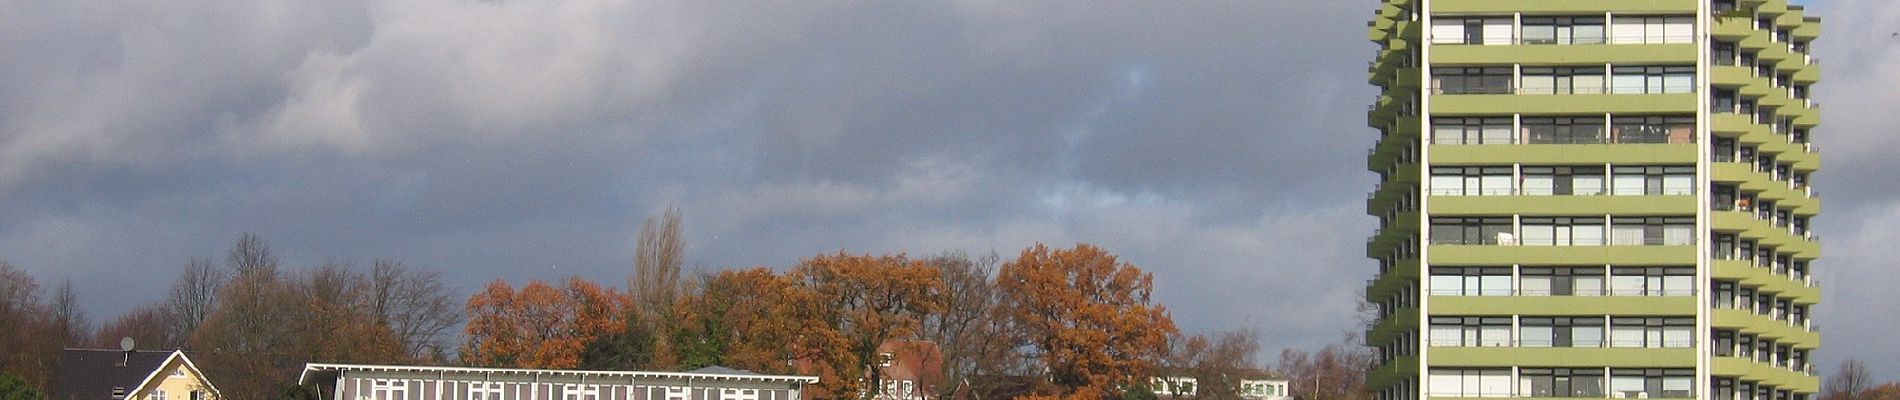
[{"left": 0, "top": 0, "right": 1894, "bottom": 374}]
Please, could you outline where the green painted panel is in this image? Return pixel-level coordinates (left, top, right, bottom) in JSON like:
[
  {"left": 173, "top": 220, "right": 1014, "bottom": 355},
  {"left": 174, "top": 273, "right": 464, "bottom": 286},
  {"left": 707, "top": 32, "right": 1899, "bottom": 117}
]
[
  {"left": 1430, "top": 295, "right": 1697, "bottom": 315},
  {"left": 1431, "top": 44, "right": 1695, "bottom": 65},
  {"left": 1712, "top": 66, "right": 1755, "bottom": 88},
  {"left": 1432, "top": 0, "right": 1696, "bottom": 13},
  {"left": 1431, "top": 144, "right": 1696, "bottom": 165},
  {"left": 1711, "top": 113, "right": 1760, "bottom": 136},
  {"left": 1428, "top": 347, "right": 1694, "bottom": 368},
  {"left": 1712, "top": 357, "right": 1821, "bottom": 392},
  {"left": 1428, "top": 195, "right": 1697, "bottom": 216},
  {"left": 1791, "top": 64, "right": 1820, "bottom": 83},
  {"left": 1431, "top": 93, "right": 1696, "bottom": 115},
  {"left": 1792, "top": 23, "right": 1820, "bottom": 40},
  {"left": 1713, "top": 17, "right": 1754, "bottom": 39}
]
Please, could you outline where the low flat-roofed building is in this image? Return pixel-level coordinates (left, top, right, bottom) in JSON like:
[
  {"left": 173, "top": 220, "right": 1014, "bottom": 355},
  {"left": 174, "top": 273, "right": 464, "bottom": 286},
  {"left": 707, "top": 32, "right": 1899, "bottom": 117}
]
[{"left": 298, "top": 363, "right": 818, "bottom": 400}]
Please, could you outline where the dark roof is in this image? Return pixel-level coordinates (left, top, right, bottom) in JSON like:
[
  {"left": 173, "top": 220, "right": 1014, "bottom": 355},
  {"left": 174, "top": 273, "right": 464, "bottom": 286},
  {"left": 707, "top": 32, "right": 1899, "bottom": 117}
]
[
  {"left": 51, "top": 349, "right": 179, "bottom": 400},
  {"left": 685, "top": 366, "right": 758, "bottom": 376}
]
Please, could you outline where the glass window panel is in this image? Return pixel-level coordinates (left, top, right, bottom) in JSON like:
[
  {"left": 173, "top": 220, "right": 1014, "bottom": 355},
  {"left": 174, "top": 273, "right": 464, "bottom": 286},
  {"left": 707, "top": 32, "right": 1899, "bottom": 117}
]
[
  {"left": 1576, "top": 276, "right": 1605, "bottom": 297},
  {"left": 1612, "top": 20, "right": 1646, "bottom": 44},
  {"left": 1432, "top": 24, "right": 1466, "bottom": 44},
  {"left": 1483, "top": 20, "right": 1514, "bottom": 45},
  {"left": 1574, "top": 225, "right": 1605, "bottom": 246},
  {"left": 1575, "top": 175, "right": 1606, "bottom": 195}
]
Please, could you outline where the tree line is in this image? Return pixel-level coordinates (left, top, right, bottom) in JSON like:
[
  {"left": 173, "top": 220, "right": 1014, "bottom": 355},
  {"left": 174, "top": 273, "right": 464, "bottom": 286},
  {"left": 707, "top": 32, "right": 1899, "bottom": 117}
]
[{"left": 0, "top": 208, "right": 1373, "bottom": 400}]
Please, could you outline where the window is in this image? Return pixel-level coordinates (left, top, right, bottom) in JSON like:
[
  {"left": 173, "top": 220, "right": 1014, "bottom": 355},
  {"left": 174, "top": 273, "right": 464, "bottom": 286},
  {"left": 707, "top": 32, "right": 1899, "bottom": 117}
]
[
  {"left": 879, "top": 352, "right": 895, "bottom": 367},
  {"left": 1429, "top": 369, "right": 1512, "bottom": 397},
  {"left": 1520, "top": 267, "right": 1606, "bottom": 296},
  {"left": 370, "top": 379, "right": 408, "bottom": 400},
  {"left": 1522, "top": 368, "right": 1607, "bottom": 398},
  {"left": 1610, "top": 318, "right": 1695, "bottom": 348},
  {"left": 1430, "top": 218, "right": 1514, "bottom": 245},
  {"left": 1609, "top": 267, "right": 1695, "bottom": 296},
  {"left": 1430, "top": 166, "right": 1514, "bottom": 195},
  {"left": 565, "top": 384, "right": 602, "bottom": 400},
  {"left": 1430, "top": 267, "right": 1513, "bottom": 296},
  {"left": 1432, "top": 17, "right": 1513, "bottom": 45},
  {"left": 1609, "top": 217, "right": 1695, "bottom": 245},
  {"left": 1713, "top": 329, "right": 1737, "bottom": 357},
  {"left": 469, "top": 382, "right": 504, "bottom": 400},
  {"left": 1612, "top": 66, "right": 1696, "bottom": 94},
  {"left": 1714, "top": 42, "right": 1737, "bottom": 66},
  {"left": 1610, "top": 166, "right": 1695, "bottom": 195},
  {"left": 190, "top": 392, "right": 207, "bottom": 400},
  {"left": 1522, "top": 66, "right": 1606, "bottom": 94},
  {"left": 1434, "top": 67, "right": 1513, "bottom": 94},
  {"left": 1613, "top": 116, "right": 1695, "bottom": 144},
  {"left": 1523, "top": 117, "right": 1607, "bottom": 144},
  {"left": 1432, "top": 117, "right": 1514, "bottom": 144},
  {"left": 152, "top": 390, "right": 168, "bottom": 400},
  {"left": 1523, "top": 17, "right": 1606, "bottom": 45},
  {"left": 1520, "top": 317, "right": 1606, "bottom": 347},
  {"left": 1521, "top": 166, "right": 1606, "bottom": 195},
  {"left": 1610, "top": 369, "right": 1695, "bottom": 398},
  {"left": 1520, "top": 217, "right": 1606, "bottom": 246},
  {"left": 1430, "top": 316, "right": 1513, "bottom": 347},
  {"left": 1611, "top": 16, "right": 1694, "bottom": 44},
  {"left": 1712, "top": 281, "right": 1738, "bottom": 309}
]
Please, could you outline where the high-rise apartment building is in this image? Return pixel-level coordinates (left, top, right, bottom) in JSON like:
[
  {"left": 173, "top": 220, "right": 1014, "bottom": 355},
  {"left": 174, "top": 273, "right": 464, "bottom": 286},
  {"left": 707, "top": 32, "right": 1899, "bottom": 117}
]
[{"left": 1365, "top": 1, "right": 1821, "bottom": 400}]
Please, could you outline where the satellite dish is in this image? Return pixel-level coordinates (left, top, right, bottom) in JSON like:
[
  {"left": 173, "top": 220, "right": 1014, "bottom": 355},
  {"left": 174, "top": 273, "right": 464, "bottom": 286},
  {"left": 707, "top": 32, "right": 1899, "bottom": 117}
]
[{"left": 120, "top": 337, "right": 135, "bottom": 352}]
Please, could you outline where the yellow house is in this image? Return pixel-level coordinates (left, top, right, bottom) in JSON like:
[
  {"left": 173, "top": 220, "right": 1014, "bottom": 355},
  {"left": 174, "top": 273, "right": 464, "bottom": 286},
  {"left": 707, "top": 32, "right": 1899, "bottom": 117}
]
[{"left": 51, "top": 349, "right": 222, "bottom": 400}]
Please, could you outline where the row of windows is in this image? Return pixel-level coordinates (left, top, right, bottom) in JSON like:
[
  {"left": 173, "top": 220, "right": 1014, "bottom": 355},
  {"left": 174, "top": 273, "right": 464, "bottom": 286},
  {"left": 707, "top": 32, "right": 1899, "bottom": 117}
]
[
  {"left": 1430, "top": 316, "right": 1695, "bottom": 348},
  {"left": 1430, "top": 216, "right": 1694, "bottom": 246},
  {"left": 1432, "top": 65, "right": 1695, "bottom": 95},
  {"left": 354, "top": 379, "right": 778, "bottom": 400},
  {"left": 1427, "top": 368, "right": 1694, "bottom": 398},
  {"left": 1432, "top": 115, "right": 1694, "bottom": 145},
  {"left": 1430, "top": 165, "right": 1694, "bottom": 196},
  {"left": 1430, "top": 16, "right": 1694, "bottom": 45},
  {"left": 1430, "top": 266, "right": 1694, "bottom": 297}
]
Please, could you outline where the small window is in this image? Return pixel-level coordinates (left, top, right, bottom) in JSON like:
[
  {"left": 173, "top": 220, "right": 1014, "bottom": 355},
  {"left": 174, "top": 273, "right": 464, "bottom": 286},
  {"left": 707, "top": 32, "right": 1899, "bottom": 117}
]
[
  {"left": 879, "top": 352, "right": 895, "bottom": 367},
  {"left": 152, "top": 389, "right": 168, "bottom": 400}
]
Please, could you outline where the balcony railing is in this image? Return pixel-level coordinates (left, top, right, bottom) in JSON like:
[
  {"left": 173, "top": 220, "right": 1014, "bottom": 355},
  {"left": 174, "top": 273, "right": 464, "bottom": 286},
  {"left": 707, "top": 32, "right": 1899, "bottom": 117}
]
[{"left": 1430, "top": 84, "right": 1697, "bottom": 95}]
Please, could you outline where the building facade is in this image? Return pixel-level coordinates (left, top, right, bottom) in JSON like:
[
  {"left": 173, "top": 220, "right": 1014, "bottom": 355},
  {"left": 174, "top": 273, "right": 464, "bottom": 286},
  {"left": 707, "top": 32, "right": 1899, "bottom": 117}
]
[
  {"left": 51, "top": 349, "right": 222, "bottom": 400},
  {"left": 298, "top": 364, "right": 817, "bottom": 400},
  {"left": 1364, "top": 0, "right": 1821, "bottom": 400}
]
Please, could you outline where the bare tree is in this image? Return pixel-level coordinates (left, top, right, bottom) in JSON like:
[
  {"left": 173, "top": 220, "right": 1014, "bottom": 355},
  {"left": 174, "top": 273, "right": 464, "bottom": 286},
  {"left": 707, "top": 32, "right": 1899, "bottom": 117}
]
[
  {"left": 920, "top": 252, "right": 1025, "bottom": 400},
  {"left": 631, "top": 205, "right": 684, "bottom": 319},
  {"left": 1279, "top": 335, "right": 1375, "bottom": 400},
  {"left": 49, "top": 280, "right": 89, "bottom": 345},
  {"left": 227, "top": 232, "right": 279, "bottom": 277},
  {"left": 1825, "top": 359, "right": 1873, "bottom": 400},
  {"left": 95, "top": 303, "right": 182, "bottom": 349},
  {"left": 168, "top": 258, "right": 223, "bottom": 346},
  {"left": 368, "top": 260, "right": 462, "bottom": 361}
]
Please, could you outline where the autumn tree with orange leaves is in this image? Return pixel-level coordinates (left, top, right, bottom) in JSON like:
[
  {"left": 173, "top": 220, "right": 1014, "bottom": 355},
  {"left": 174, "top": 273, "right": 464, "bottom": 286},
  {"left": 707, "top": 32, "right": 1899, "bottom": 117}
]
[
  {"left": 671, "top": 268, "right": 841, "bottom": 376},
  {"left": 793, "top": 252, "right": 944, "bottom": 398},
  {"left": 998, "top": 243, "right": 1177, "bottom": 400},
  {"left": 462, "top": 278, "right": 629, "bottom": 368}
]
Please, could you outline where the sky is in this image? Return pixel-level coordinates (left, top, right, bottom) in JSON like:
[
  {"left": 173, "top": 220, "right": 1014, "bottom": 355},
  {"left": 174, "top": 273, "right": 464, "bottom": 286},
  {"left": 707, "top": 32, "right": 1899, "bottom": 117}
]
[{"left": 1, "top": 0, "right": 1897, "bottom": 379}]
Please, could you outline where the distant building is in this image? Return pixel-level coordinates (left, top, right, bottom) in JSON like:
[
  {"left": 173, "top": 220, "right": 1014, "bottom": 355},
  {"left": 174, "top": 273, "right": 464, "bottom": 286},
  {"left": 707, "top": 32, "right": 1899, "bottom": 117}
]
[
  {"left": 51, "top": 349, "right": 222, "bottom": 400},
  {"left": 297, "top": 363, "right": 818, "bottom": 400},
  {"left": 862, "top": 341, "right": 944, "bottom": 400},
  {"left": 1150, "top": 370, "right": 1290, "bottom": 400}
]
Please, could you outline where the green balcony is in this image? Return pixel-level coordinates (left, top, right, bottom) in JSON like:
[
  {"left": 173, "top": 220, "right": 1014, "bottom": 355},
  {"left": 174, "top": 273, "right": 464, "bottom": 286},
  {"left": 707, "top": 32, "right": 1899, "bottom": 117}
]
[
  {"left": 1428, "top": 347, "right": 1694, "bottom": 368},
  {"left": 1429, "top": 195, "right": 1696, "bottom": 216},
  {"left": 1431, "top": 44, "right": 1694, "bottom": 65},
  {"left": 1713, "top": 309, "right": 1820, "bottom": 345},
  {"left": 1712, "top": 66, "right": 1755, "bottom": 88},
  {"left": 1713, "top": 17, "right": 1754, "bottom": 39},
  {"left": 1432, "top": 0, "right": 1695, "bottom": 13},
  {"left": 1431, "top": 144, "right": 1696, "bottom": 165},
  {"left": 1431, "top": 93, "right": 1696, "bottom": 115},
  {"left": 1712, "top": 357, "right": 1821, "bottom": 393},
  {"left": 1430, "top": 295, "right": 1697, "bottom": 316},
  {"left": 1429, "top": 244, "right": 1696, "bottom": 265},
  {"left": 1711, "top": 260, "right": 1820, "bottom": 304}
]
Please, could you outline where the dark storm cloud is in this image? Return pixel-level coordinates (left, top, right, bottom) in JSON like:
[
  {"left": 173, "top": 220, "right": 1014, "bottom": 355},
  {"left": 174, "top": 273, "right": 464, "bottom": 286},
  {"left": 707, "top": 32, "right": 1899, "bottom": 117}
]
[{"left": 0, "top": 0, "right": 1893, "bottom": 370}]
